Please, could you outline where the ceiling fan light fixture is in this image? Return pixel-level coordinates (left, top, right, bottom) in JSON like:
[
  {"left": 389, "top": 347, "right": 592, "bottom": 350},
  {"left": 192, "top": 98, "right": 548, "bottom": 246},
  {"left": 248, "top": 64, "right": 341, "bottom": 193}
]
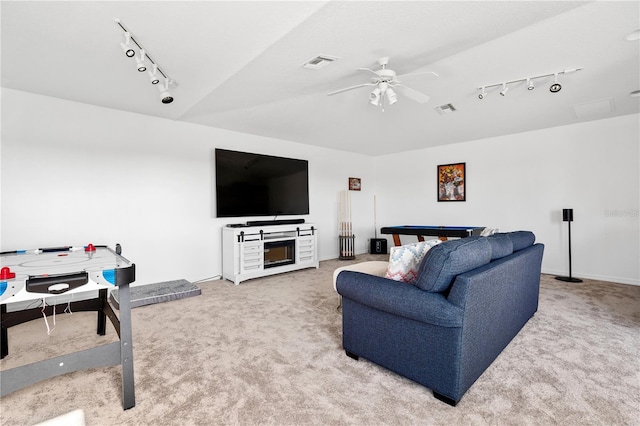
[
  {"left": 386, "top": 88, "right": 398, "bottom": 105},
  {"left": 327, "top": 57, "right": 433, "bottom": 107},
  {"left": 370, "top": 88, "right": 381, "bottom": 106}
]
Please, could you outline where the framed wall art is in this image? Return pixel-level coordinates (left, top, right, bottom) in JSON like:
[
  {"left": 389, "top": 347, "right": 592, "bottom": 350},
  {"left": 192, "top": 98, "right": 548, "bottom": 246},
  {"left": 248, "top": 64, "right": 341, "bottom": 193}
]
[
  {"left": 438, "top": 163, "right": 466, "bottom": 202},
  {"left": 348, "top": 177, "right": 361, "bottom": 191}
]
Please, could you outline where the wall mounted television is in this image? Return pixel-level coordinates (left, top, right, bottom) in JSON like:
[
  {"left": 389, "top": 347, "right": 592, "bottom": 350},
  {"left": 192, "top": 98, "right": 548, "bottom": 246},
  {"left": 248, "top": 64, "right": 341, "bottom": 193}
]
[{"left": 215, "top": 149, "right": 310, "bottom": 218}]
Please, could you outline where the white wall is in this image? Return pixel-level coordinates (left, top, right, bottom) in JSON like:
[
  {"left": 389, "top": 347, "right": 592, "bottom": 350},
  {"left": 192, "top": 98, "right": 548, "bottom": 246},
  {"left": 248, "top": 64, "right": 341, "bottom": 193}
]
[
  {"left": 0, "top": 89, "right": 374, "bottom": 285},
  {"left": 2, "top": 89, "right": 638, "bottom": 286},
  {"left": 373, "top": 114, "right": 640, "bottom": 285}
]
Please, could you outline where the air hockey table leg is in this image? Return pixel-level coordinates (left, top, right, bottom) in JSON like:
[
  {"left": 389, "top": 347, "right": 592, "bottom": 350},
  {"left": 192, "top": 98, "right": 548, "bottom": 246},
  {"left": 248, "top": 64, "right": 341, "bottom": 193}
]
[
  {"left": 97, "top": 289, "right": 108, "bottom": 335},
  {"left": 1, "top": 304, "right": 7, "bottom": 359},
  {"left": 116, "top": 281, "right": 135, "bottom": 410}
]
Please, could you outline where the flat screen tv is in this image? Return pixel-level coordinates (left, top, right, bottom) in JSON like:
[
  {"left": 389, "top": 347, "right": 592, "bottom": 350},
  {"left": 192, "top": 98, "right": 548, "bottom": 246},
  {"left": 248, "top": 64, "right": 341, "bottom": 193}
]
[{"left": 215, "top": 149, "right": 310, "bottom": 218}]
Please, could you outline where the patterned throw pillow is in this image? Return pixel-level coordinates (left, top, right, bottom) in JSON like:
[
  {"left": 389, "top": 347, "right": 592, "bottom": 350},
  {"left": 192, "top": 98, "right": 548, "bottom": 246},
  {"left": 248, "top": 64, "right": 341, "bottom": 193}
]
[
  {"left": 480, "top": 227, "right": 499, "bottom": 236},
  {"left": 384, "top": 240, "right": 442, "bottom": 283}
]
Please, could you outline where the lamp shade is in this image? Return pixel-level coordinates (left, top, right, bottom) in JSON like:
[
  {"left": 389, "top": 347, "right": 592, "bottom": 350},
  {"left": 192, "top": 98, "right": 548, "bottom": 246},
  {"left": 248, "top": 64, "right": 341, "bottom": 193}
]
[{"left": 562, "top": 208, "right": 574, "bottom": 222}]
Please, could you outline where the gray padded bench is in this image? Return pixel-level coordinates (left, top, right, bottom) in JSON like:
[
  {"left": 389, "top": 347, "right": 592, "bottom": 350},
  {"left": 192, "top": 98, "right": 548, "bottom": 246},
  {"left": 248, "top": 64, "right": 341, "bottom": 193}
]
[{"left": 110, "top": 279, "right": 201, "bottom": 309}]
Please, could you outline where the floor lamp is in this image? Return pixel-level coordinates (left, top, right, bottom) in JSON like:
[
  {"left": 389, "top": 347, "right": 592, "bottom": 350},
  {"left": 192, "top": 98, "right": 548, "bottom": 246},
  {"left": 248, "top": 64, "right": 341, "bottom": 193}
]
[{"left": 555, "top": 208, "right": 583, "bottom": 283}]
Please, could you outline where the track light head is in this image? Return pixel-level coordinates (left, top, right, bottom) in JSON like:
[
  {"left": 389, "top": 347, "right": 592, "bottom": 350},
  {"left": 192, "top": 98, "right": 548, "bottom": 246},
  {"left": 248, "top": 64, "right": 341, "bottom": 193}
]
[
  {"left": 158, "top": 79, "right": 174, "bottom": 104},
  {"left": 499, "top": 83, "right": 509, "bottom": 96},
  {"left": 550, "top": 73, "right": 562, "bottom": 93},
  {"left": 120, "top": 32, "right": 135, "bottom": 57},
  {"left": 135, "top": 58, "right": 146, "bottom": 72},
  {"left": 478, "top": 87, "right": 487, "bottom": 99},
  {"left": 135, "top": 49, "right": 147, "bottom": 72},
  {"left": 527, "top": 78, "right": 535, "bottom": 90},
  {"left": 160, "top": 91, "right": 173, "bottom": 104},
  {"left": 148, "top": 64, "right": 160, "bottom": 84},
  {"left": 121, "top": 43, "right": 135, "bottom": 58}
]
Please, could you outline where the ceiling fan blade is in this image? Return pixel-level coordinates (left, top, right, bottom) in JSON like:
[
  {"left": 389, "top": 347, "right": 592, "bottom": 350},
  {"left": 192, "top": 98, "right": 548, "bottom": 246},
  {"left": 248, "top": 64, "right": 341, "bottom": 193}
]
[
  {"left": 395, "top": 71, "right": 439, "bottom": 79},
  {"left": 356, "top": 67, "right": 379, "bottom": 76},
  {"left": 395, "top": 84, "right": 431, "bottom": 104},
  {"left": 327, "top": 83, "right": 375, "bottom": 96}
]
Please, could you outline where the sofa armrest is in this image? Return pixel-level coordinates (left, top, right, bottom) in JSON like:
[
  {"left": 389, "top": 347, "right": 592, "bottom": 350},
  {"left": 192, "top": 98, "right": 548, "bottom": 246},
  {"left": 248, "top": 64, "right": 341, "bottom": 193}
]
[{"left": 336, "top": 271, "right": 463, "bottom": 327}]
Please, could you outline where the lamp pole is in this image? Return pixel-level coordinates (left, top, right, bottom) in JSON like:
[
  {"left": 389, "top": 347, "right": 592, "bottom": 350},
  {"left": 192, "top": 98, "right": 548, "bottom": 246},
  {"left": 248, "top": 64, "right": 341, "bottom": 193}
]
[{"left": 556, "top": 208, "right": 582, "bottom": 283}]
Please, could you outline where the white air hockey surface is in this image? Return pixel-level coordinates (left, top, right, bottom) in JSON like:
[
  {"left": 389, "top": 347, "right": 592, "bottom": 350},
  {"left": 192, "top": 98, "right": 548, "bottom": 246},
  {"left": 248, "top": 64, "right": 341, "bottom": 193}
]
[{"left": 1, "top": 245, "right": 132, "bottom": 304}]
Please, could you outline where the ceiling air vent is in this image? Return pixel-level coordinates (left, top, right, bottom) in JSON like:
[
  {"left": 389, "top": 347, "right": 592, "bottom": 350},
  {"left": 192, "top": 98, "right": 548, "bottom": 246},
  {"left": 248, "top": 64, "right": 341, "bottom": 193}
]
[
  {"left": 435, "top": 103, "right": 457, "bottom": 115},
  {"left": 571, "top": 98, "right": 615, "bottom": 119},
  {"left": 302, "top": 55, "right": 339, "bottom": 69}
]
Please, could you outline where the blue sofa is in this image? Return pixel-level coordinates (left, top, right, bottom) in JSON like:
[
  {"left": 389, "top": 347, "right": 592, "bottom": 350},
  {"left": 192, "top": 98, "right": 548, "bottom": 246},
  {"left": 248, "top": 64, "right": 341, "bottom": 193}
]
[{"left": 336, "top": 231, "right": 544, "bottom": 406}]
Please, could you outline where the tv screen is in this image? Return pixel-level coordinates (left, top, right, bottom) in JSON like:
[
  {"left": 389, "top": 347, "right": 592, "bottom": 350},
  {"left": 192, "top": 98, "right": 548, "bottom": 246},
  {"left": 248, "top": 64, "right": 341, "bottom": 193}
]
[{"left": 215, "top": 149, "right": 310, "bottom": 218}]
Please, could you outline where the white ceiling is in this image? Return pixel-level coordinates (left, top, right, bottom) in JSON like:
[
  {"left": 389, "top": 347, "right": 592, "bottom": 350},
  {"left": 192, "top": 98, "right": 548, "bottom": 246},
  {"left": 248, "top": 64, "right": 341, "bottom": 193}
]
[{"left": 2, "top": 1, "right": 639, "bottom": 156}]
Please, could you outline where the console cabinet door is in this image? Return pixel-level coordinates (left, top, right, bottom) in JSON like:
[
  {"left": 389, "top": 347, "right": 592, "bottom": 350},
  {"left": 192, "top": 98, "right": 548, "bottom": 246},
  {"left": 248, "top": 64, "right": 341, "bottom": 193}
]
[
  {"left": 241, "top": 240, "right": 263, "bottom": 273},
  {"left": 297, "top": 236, "right": 315, "bottom": 263}
]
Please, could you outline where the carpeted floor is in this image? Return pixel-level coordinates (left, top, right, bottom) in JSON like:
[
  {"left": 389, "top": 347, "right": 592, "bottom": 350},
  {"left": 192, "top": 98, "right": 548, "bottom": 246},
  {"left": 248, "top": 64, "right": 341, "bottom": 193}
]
[{"left": 1, "top": 254, "right": 639, "bottom": 425}]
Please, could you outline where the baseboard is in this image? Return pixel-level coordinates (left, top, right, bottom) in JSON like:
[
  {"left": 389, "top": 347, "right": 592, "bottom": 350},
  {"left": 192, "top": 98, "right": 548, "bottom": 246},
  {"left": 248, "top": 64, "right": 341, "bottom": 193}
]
[{"left": 541, "top": 269, "right": 639, "bottom": 286}]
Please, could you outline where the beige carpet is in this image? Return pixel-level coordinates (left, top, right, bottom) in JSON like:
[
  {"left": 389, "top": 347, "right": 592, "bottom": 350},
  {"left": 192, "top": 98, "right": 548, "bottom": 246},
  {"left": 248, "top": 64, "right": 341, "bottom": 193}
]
[{"left": 1, "top": 254, "right": 639, "bottom": 425}]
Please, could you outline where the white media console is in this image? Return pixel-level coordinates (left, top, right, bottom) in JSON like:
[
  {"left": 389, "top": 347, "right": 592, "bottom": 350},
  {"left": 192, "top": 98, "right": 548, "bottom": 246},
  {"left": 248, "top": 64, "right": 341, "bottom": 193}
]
[{"left": 222, "top": 223, "right": 319, "bottom": 285}]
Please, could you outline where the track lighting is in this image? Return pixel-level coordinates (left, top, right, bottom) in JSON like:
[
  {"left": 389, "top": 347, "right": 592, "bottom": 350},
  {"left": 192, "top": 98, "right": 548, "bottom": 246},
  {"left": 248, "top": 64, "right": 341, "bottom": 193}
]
[
  {"left": 115, "top": 18, "right": 177, "bottom": 104},
  {"left": 148, "top": 64, "right": 160, "bottom": 85},
  {"left": 549, "top": 73, "right": 562, "bottom": 93},
  {"left": 527, "top": 78, "right": 534, "bottom": 90},
  {"left": 120, "top": 32, "right": 135, "bottom": 57},
  {"left": 158, "top": 79, "right": 174, "bottom": 104},
  {"left": 477, "top": 67, "right": 581, "bottom": 99}
]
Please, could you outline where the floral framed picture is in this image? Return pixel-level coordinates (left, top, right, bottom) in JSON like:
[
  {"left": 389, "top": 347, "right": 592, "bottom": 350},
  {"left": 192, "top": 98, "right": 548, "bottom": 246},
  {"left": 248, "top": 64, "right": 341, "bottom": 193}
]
[
  {"left": 438, "top": 163, "right": 466, "bottom": 202},
  {"left": 348, "top": 177, "right": 361, "bottom": 191}
]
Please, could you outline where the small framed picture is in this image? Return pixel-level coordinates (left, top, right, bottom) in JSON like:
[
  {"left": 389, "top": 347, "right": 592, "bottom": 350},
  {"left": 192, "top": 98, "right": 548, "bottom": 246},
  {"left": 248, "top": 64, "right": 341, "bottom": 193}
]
[
  {"left": 348, "top": 177, "right": 361, "bottom": 191},
  {"left": 438, "top": 163, "right": 466, "bottom": 202}
]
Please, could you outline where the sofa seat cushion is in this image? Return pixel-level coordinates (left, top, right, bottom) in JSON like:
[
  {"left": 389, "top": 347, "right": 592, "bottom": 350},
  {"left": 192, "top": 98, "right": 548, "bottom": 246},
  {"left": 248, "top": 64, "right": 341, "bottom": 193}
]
[
  {"left": 487, "top": 233, "right": 513, "bottom": 260},
  {"left": 415, "top": 237, "right": 492, "bottom": 292},
  {"left": 384, "top": 240, "right": 441, "bottom": 283}
]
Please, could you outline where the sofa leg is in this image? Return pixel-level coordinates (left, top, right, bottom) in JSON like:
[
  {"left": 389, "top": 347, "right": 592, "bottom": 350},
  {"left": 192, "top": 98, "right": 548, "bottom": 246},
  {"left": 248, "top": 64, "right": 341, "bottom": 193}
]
[
  {"left": 345, "top": 350, "right": 359, "bottom": 360},
  {"left": 433, "top": 392, "right": 458, "bottom": 407}
]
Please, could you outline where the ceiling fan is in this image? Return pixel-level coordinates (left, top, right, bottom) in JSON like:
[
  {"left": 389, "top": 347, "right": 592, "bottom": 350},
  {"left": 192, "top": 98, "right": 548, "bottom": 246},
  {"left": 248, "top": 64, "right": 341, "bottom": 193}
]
[{"left": 328, "top": 57, "right": 438, "bottom": 109}]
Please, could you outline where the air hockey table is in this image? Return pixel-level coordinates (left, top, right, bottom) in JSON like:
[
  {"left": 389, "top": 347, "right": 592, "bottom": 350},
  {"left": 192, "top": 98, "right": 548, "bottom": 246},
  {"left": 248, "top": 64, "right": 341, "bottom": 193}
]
[
  {"left": 0, "top": 244, "right": 136, "bottom": 410},
  {"left": 380, "top": 225, "right": 486, "bottom": 246}
]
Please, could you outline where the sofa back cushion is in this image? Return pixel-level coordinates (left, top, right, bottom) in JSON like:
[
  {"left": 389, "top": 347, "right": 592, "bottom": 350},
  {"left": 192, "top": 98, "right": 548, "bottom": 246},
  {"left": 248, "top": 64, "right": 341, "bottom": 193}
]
[
  {"left": 415, "top": 237, "right": 492, "bottom": 292},
  {"left": 507, "top": 231, "right": 536, "bottom": 251},
  {"left": 487, "top": 233, "right": 513, "bottom": 260}
]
